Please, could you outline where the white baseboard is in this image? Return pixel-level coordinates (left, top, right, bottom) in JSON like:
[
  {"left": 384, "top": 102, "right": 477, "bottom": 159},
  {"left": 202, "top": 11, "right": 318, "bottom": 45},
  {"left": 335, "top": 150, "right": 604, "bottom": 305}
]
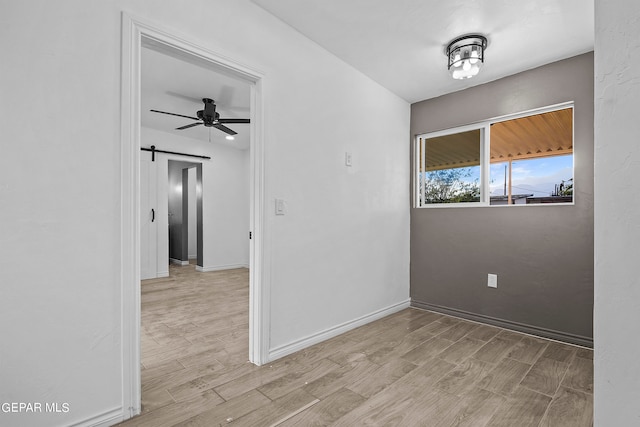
[
  {"left": 188, "top": 255, "right": 197, "bottom": 260},
  {"left": 169, "top": 258, "right": 189, "bottom": 266},
  {"left": 156, "top": 270, "right": 169, "bottom": 278},
  {"left": 69, "top": 407, "right": 124, "bottom": 427},
  {"left": 196, "top": 263, "right": 249, "bottom": 272},
  {"left": 268, "top": 299, "right": 411, "bottom": 362}
]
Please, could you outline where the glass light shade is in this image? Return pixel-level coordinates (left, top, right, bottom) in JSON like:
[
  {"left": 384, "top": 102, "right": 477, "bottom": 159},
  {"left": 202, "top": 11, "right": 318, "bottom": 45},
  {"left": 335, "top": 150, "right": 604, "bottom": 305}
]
[{"left": 446, "top": 35, "right": 487, "bottom": 80}]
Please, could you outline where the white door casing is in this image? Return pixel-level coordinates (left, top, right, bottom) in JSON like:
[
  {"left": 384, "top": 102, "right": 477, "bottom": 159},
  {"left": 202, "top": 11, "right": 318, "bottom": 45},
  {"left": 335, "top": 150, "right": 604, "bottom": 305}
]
[{"left": 120, "top": 12, "right": 269, "bottom": 421}]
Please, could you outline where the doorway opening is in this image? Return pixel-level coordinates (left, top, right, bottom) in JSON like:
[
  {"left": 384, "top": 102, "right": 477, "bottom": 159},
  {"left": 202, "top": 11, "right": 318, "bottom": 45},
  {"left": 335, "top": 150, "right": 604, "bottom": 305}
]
[
  {"left": 138, "top": 42, "right": 252, "bottom": 415},
  {"left": 167, "top": 161, "right": 202, "bottom": 267},
  {"left": 120, "top": 13, "right": 268, "bottom": 420}
]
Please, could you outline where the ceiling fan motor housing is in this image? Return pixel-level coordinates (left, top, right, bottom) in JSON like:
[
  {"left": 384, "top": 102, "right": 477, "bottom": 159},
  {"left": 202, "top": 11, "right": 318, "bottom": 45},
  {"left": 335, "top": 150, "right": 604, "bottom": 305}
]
[{"left": 198, "top": 98, "right": 218, "bottom": 126}]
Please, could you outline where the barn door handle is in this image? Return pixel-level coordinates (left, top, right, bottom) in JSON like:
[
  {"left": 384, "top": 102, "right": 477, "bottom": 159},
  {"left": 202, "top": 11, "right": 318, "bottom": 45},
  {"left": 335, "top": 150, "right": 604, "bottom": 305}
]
[{"left": 151, "top": 208, "right": 155, "bottom": 222}]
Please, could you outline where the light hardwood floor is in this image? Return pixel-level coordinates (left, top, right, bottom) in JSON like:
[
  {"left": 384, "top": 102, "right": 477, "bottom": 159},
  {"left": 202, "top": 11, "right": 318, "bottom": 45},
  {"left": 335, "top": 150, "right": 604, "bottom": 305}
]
[{"left": 118, "top": 263, "right": 593, "bottom": 427}]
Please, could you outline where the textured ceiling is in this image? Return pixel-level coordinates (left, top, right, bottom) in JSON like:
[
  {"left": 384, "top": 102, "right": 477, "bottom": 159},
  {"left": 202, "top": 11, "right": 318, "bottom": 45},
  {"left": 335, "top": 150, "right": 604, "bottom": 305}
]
[
  {"left": 140, "top": 1, "right": 593, "bottom": 144},
  {"left": 252, "top": 0, "right": 594, "bottom": 103}
]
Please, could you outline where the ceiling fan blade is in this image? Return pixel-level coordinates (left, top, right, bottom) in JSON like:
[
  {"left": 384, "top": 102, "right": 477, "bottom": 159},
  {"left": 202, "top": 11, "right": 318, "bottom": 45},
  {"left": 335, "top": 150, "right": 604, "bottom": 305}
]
[
  {"left": 217, "top": 118, "right": 250, "bottom": 124},
  {"left": 150, "top": 109, "right": 200, "bottom": 121},
  {"left": 213, "top": 123, "right": 237, "bottom": 135},
  {"left": 176, "top": 122, "right": 202, "bottom": 130}
]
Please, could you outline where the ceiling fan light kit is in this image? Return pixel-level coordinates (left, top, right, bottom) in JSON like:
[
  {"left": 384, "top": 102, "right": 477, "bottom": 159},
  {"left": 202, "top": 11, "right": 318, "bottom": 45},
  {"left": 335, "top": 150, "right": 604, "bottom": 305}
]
[
  {"left": 150, "top": 98, "right": 250, "bottom": 137},
  {"left": 446, "top": 34, "right": 487, "bottom": 80}
]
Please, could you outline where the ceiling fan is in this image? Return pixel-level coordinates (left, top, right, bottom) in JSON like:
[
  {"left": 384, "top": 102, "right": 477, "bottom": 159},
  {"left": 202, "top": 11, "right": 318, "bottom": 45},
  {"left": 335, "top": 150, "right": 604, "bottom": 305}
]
[{"left": 151, "top": 98, "right": 249, "bottom": 136}]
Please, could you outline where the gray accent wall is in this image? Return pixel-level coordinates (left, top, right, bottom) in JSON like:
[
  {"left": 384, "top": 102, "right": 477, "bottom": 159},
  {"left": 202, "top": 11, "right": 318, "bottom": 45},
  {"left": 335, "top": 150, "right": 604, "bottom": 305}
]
[{"left": 410, "top": 52, "right": 594, "bottom": 346}]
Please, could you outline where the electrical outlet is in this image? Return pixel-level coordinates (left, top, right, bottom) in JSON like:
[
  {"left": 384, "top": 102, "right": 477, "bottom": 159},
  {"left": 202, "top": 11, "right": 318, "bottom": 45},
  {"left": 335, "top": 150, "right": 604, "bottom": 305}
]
[{"left": 488, "top": 273, "right": 498, "bottom": 288}]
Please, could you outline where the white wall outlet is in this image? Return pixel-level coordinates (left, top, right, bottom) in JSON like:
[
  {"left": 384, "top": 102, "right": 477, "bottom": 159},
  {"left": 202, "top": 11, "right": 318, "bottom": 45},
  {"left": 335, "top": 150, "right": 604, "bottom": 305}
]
[
  {"left": 488, "top": 273, "right": 498, "bottom": 288},
  {"left": 275, "top": 198, "right": 285, "bottom": 215},
  {"left": 345, "top": 152, "right": 353, "bottom": 166}
]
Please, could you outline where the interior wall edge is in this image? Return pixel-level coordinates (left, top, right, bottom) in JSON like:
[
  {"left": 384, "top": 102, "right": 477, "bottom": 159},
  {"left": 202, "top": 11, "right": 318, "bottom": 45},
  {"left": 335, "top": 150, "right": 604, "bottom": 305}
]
[{"left": 411, "top": 299, "right": 593, "bottom": 348}]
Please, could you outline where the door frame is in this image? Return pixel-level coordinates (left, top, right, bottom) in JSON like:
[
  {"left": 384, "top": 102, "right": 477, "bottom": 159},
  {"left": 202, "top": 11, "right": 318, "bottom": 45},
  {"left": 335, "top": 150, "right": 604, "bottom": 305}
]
[{"left": 120, "top": 12, "right": 269, "bottom": 419}]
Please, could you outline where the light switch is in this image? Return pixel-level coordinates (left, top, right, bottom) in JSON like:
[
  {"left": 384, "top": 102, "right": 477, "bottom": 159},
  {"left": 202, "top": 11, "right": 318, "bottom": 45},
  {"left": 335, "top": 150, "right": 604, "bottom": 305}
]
[{"left": 275, "top": 198, "right": 285, "bottom": 215}]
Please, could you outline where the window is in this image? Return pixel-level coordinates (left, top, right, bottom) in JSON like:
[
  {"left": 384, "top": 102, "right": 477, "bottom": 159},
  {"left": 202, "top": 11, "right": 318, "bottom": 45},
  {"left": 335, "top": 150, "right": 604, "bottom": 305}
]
[
  {"left": 415, "top": 104, "right": 574, "bottom": 207},
  {"left": 418, "top": 128, "right": 483, "bottom": 205}
]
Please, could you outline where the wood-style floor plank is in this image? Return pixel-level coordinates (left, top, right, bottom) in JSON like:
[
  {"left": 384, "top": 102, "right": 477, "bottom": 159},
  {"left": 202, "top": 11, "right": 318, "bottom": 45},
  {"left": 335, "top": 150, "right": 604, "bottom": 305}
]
[
  {"left": 214, "top": 358, "right": 304, "bottom": 401},
  {"left": 520, "top": 357, "right": 569, "bottom": 396},
  {"left": 507, "top": 336, "right": 549, "bottom": 364},
  {"left": 166, "top": 362, "right": 258, "bottom": 403},
  {"left": 473, "top": 335, "right": 520, "bottom": 363},
  {"left": 256, "top": 358, "right": 340, "bottom": 400},
  {"left": 346, "top": 358, "right": 417, "bottom": 398},
  {"left": 487, "top": 386, "right": 552, "bottom": 427},
  {"left": 437, "top": 337, "right": 486, "bottom": 364},
  {"left": 401, "top": 336, "right": 456, "bottom": 364},
  {"left": 391, "top": 356, "right": 458, "bottom": 391},
  {"left": 445, "top": 387, "right": 505, "bottom": 427},
  {"left": 466, "top": 324, "right": 501, "bottom": 342},
  {"left": 479, "top": 357, "right": 532, "bottom": 396},
  {"left": 562, "top": 356, "right": 594, "bottom": 394},
  {"left": 366, "top": 325, "right": 435, "bottom": 365},
  {"left": 141, "top": 359, "right": 185, "bottom": 383},
  {"left": 540, "top": 342, "right": 576, "bottom": 363},
  {"left": 303, "top": 358, "right": 379, "bottom": 399},
  {"left": 576, "top": 348, "right": 594, "bottom": 360},
  {"left": 331, "top": 386, "right": 459, "bottom": 426},
  {"left": 117, "top": 263, "right": 593, "bottom": 427},
  {"left": 122, "top": 389, "right": 225, "bottom": 427},
  {"left": 539, "top": 387, "right": 594, "bottom": 427},
  {"left": 279, "top": 388, "right": 365, "bottom": 426},
  {"left": 230, "top": 389, "right": 319, "bottom": 427},
  {"left": 435, "top": 357, "right": 494, "bottom": 397},
  {"left": 173, "top": 389, "right": 270, "bottom": 427},
  {"left": 437, "top": 321, "right": 479, "bottom": 341}
]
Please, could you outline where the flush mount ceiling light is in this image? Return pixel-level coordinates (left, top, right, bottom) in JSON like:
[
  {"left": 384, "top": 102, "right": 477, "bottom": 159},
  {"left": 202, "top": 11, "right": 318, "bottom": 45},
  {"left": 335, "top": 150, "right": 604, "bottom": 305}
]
[{"left": 446, "top": 34, "right": 487, "bottom": 80}]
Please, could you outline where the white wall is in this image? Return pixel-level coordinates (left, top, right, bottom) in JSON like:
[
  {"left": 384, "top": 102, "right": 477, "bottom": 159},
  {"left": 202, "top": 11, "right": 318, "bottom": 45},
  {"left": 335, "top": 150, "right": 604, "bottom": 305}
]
[
  {"left": 0, "top": 1, "right": 409, "bottom": 425},
  {"left": 594, "top": 0, "right": 640, "bottom": 424},
  {"left": 142, "top": 127, "right": 250, "bottom": 271}
]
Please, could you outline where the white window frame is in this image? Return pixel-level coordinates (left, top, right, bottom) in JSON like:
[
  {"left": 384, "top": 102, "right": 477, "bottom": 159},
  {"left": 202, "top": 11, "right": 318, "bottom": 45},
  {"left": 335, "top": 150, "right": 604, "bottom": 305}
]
[
  {"left": 414, "top": 123, "right": 489, "bottom": 208},
  {"left": 414, "top": 102, "right": 575, "bottom": 208}
]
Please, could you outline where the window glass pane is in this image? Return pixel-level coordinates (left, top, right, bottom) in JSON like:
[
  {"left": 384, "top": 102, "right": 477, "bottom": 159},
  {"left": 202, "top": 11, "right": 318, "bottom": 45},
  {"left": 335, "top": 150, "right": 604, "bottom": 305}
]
[
  {"left": 422, "top": 129, "right": 481, "bottom": 204},
  {"left": 489, "top": 108, "right": 573, "bottom": 205}
]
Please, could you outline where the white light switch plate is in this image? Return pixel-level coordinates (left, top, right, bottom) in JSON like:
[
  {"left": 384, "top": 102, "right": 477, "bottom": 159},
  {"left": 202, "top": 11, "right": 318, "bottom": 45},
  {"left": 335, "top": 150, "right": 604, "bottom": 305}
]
[{"left": 275, "top": 198, "right": 285, "bottom": 215}]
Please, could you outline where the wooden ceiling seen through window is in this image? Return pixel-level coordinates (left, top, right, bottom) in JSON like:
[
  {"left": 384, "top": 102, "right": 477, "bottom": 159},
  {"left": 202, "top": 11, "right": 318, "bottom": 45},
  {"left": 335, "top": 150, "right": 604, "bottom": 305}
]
[{"left": 423, "top": 108, "right": 572, "bottom": 171}]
